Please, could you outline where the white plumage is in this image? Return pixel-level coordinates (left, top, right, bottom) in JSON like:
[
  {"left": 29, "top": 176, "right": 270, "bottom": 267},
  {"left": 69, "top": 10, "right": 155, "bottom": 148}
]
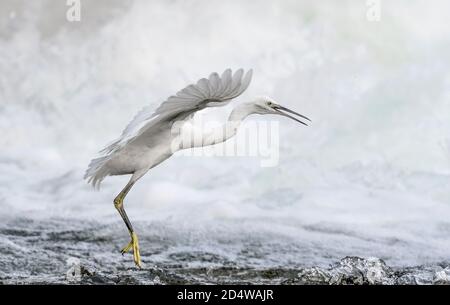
[
  {"left": 84, "top": 68, "right": 310, "bottom": 268},
  {"left": 85, "top": 68, "right": 252, "bottom": 188}
]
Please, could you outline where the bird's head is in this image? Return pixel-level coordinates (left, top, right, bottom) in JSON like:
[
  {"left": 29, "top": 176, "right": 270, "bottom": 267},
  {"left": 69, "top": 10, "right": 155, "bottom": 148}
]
[{"left": 251, "top": 96, "right": 311, "bottom": 126}]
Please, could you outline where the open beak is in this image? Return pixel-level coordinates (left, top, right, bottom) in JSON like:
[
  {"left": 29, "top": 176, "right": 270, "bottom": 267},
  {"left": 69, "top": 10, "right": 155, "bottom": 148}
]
[{"left": 273, "top": 104, "right": 311, "bottom": 126}]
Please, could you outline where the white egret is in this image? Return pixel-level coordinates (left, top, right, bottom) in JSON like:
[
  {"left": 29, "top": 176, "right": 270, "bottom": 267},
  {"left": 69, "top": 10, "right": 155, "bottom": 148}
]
[{"left": 85, "top": 69, "right": 311, "bottom": 267}]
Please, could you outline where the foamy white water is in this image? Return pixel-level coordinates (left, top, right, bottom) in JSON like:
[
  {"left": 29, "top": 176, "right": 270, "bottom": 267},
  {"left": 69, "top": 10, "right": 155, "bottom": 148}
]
[{"left": 0, "top": 0, "right": 449, "bottom": 280}]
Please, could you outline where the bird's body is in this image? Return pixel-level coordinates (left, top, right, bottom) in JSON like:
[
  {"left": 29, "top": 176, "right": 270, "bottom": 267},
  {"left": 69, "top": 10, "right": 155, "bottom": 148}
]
[
  {"left": 85, "top": 69, "right": 310, "bottom": 267},
  {"left": 102, "top": 128, "right": 173, "bottom": 177}
]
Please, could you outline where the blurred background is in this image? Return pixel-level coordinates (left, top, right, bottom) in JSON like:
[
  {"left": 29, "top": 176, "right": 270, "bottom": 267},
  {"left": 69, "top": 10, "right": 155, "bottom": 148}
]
[{"left": 0, "top": 0, "right": 449, "bottom": 283}]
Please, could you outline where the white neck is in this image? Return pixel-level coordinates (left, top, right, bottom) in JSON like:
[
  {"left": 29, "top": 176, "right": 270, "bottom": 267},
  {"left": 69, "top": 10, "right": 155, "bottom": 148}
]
[
  {"left": 176, "top": 103, "right": 255, "bottom": 150},
  {"left": 228, "top": 103, "right": 255, "bottom": 122}
]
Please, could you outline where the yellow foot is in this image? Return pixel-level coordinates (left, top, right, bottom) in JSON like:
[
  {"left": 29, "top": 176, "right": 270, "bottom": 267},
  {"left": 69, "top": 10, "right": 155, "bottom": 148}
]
[{"left": 120, "top": 232, "right": 142, "bottom": 268}]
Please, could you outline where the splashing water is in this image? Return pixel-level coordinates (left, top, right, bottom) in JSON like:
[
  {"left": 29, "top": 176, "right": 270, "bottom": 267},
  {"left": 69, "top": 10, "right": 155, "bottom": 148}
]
[{"left": 0, "top": 0, "right": 450, "bottom": 283}]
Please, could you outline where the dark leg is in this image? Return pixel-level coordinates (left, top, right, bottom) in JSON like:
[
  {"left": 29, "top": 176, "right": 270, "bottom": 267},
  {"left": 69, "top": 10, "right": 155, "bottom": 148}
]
[{"left": 113, "top": 179, "right": 141, "bottom": 268}]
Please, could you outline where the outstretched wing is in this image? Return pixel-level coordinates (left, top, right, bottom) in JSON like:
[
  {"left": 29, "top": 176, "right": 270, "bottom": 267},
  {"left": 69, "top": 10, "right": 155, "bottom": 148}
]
[
  {"left": 100, "top": 68, "right": 252, "bottom": 155},
  {"left": 85, "top": 68, "right": 252, "bottom": 187}
]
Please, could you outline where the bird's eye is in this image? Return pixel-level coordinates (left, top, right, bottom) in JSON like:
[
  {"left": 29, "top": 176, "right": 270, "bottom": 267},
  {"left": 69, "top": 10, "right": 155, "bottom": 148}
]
[{"left": 267, "top": 101, "right": 273, "bottom": 106}]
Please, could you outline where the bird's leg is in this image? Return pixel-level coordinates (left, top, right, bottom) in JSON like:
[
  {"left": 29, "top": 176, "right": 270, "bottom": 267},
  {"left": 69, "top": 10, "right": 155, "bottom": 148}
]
[{"left": 113, "top": 180, "right": 141, "bottom": 268}]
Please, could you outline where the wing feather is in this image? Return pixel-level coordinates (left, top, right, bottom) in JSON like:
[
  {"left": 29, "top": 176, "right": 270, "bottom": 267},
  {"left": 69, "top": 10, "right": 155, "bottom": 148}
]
[
  {"left": 226, "top": 69, "right": 244, "bottom": 97},
  {"left": 238, "top": 69, "right": 253, "bottom": 95},
  {"left": 127, "top": 68, "right": 252, "bottom": 144},
  {"left": 196, "top": 78, "right": 211, "bottom": 97},
  {"left": 208, "top": 72, "right": 220, "bottom": 95},
  {"left": 218, "top": 69, "right": 233, "bottom": 96}
]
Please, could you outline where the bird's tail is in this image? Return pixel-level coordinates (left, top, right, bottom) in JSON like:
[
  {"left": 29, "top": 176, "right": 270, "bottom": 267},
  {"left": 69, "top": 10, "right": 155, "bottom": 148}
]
[{"left": 84, "top": 156, "right": 110, "bottom": 189}]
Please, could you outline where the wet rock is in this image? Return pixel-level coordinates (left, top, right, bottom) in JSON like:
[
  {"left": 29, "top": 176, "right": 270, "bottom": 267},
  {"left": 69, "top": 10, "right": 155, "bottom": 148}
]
[
  {"left": 65, "top": 257, "right": 94, "bottom": 283},
  {"left": 395, "top": 267, "right": 436, "bottom": 284},
  {"left": 328, "top": 257, "right": 394, "bottom": 285},
  {"left": 293, "top": 267, "right": 331, "bottom": 284},
  {"left": 432, "top": 267, "right": 450, "bottom": 285},
  {"left": 286, "top": 257, "right": 395, "bottom": 285},
  {"left": 1, "top": 219, "right": 450, "bottom": 285}
]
